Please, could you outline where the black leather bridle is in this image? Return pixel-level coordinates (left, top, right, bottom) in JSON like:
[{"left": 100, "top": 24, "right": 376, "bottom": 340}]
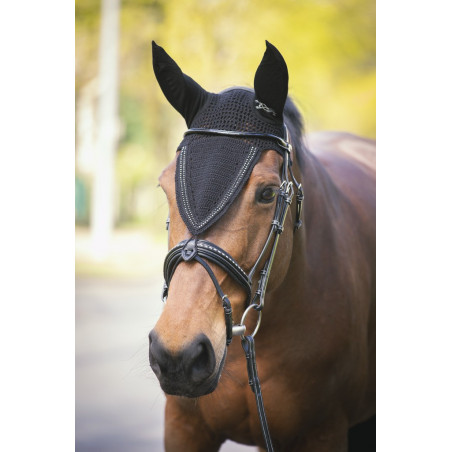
[{"left": 161, "top": 125, "right": 304, "bottom": 452}]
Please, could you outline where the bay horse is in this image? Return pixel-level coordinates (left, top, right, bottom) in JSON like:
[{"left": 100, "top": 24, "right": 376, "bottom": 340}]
[{"left": 149, "top": 41, "right": 375, "bottom": 451}]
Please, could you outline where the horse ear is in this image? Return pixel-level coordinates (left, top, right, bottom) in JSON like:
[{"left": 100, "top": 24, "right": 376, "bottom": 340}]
[
  {"left": 152, "top": 41, "right": 209, "bottom": 127},
  {"left": 253, "top": 41, "right": 288, "bottom": 120}
]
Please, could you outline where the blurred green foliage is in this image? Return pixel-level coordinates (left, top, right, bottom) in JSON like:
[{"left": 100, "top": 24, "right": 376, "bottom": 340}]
[{"left": 75, "top": 0, "right": 375, "bottom": 232}]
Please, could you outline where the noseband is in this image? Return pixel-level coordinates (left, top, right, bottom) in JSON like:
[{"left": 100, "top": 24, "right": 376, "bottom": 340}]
[{"left": 161, "top": 125, "right": 303, "bottom": 452}]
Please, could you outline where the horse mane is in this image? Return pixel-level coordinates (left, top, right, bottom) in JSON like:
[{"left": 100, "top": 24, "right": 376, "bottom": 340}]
[{"left": 283, "top": 96, "right": 306, "bottom": 167}]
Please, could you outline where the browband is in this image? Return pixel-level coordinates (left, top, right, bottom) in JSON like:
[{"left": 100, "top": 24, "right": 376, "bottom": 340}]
[{"left": 184, "top": 127, "right": 292, "bottom": 154}]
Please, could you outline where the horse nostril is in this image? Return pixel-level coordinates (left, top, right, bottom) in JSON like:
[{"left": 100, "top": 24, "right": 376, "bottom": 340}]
[
  {"left": 149, "top": 330, "right": 216, "bottom": 388},
  {"left": 149, "top": 330, "right": 167, "bottom": 378},
  {"left": 185, "top": 335, "right": 216, "bottom": 384},
  {"left": 192, "top": 342, "right": 208, "bottom": 373}
]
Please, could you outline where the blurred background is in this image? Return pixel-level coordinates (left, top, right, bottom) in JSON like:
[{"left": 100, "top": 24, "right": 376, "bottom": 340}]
[{"left": 75, "top": 0, "right": 375, "bottom": 450}]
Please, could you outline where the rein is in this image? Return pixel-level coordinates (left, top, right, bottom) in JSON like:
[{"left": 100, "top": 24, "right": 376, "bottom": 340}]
[{"left": 161, "top": 125, "right": 304, "bottom": 452}]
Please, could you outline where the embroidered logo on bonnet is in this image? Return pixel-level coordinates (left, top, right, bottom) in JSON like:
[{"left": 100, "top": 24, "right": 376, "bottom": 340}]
[{"left": 152, "top": 41, "right": 289, "bottom": 235}]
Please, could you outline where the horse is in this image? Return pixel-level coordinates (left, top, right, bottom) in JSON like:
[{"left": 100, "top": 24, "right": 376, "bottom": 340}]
[{"left": 148, "top": 41, "right": 376, "bottom": 451}]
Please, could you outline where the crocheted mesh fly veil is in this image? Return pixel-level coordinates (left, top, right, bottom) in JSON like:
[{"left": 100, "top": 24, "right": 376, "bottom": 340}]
[
  {"left": 175, "top": 89, "right": 287, "bottom": 235},
  {"left": 153, "top": 41, "right": 289, "bottom": 236}
]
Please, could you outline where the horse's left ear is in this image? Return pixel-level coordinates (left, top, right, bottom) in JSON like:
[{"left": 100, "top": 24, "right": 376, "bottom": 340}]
[{"left": 254, "top": 41, "right": 288, "bottom": 121}]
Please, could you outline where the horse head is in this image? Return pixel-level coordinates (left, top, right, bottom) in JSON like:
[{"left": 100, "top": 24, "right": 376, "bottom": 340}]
[{"left": 149, "top": 41, "right": 300, "bottom": 398}]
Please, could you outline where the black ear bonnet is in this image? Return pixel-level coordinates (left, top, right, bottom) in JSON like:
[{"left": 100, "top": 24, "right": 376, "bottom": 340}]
[{"left": 153, "top": 41, "right": 289, "bottom": 236}]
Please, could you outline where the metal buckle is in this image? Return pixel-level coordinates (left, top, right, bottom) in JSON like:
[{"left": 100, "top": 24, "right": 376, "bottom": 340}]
[{"left": 285, "top": 181, "right": 294, "bottom": 202}]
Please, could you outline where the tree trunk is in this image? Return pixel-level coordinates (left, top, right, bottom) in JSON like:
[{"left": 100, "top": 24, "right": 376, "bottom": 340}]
[{"left": 91, "top": 0, "right": 120, "bottom": 259}]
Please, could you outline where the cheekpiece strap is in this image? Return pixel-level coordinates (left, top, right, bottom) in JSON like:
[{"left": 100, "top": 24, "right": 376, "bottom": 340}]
[{"left": 295, "top": 185, "right": 304, "bottom": 230}]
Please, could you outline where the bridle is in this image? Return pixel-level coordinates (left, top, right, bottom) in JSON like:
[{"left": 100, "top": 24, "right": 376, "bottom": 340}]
[{"left": 161, "top": 124, "right": 304, "bottom": 452}]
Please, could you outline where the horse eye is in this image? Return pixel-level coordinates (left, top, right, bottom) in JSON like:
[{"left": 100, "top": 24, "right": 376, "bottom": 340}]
[{"left": 258, "top": 187, "right": 277, "bottom": 203}]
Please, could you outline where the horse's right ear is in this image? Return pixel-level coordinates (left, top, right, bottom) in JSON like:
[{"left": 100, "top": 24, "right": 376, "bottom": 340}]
[{"left": 152, "top": 41, "right": 209, "bottom": 127}]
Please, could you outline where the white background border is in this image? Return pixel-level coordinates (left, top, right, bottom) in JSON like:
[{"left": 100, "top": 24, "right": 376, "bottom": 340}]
[{"left": 1, "top": 0, "right": 451, "bottom": 449}]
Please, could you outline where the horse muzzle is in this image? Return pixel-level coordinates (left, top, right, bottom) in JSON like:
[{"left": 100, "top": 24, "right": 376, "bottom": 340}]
[{"left": 148, "top": 329, "right": 225, "bottom": 397}]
